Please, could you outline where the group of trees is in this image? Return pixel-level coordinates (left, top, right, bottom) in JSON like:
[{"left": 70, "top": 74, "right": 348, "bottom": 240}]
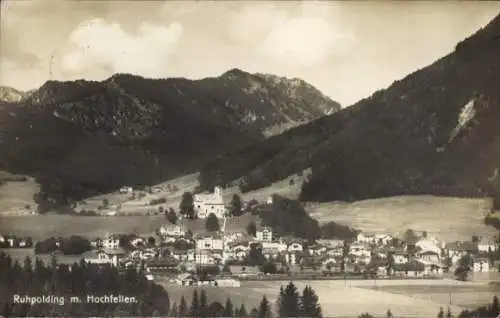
[
  {"left": 0, "top": 252, "right": 170, "bottom": 317},
  {"left": 168, "top": 282, "right": 322, "bottom": 318},
  {"left": 258, "top": 195, "right": 321, "bottom": 242},
  {"left": 169, "top": 290, "right": 250, "bottom": 317},
  {"left": 34, "top": 236, "right": 91, "bottom": 255},
  {"left": 319, "top": 222, "right": 358, "bottom": 240}
]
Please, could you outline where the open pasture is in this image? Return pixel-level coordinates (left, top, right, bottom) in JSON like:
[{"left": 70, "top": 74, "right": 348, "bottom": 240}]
[
  {"left": 307, "top": 195, "right": 497, "bottom": 242},
  {"left": 0, "top": 215, "right": 165, "bottom": 240},
  {"left": 158, "top": 279, "right": 492, "bottom": 317},
  {"left": 0, "top": 213, "right": 257, "bottom": 240},
  {"left": 0, "top": 172, "right": 39, "bottom": 214}
]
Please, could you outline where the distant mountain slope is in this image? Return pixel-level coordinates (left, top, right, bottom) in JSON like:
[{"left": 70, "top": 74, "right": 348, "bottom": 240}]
[
  {"left": 199, "top": 13, "right": 500, "bottom": 205},
  {"left": 0, "top": 70, "right": 339, "bottom": 209},
  {"left": 0, "top": 86, "right": 28, "bottom": 103}
]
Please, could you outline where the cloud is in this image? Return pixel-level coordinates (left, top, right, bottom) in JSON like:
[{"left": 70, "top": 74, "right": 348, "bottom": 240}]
[
  {"left": 226, "top": 2, "right": 355, "bottom": 69},
  {"left": 60, "top": 18, "right": 183, "bottom": 78}
]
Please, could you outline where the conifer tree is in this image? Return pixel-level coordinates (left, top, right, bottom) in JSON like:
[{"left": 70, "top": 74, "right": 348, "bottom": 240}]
[
  {"left": 300, "top": 285, "right": 322, "bottom": 317},
  {"left": 437, "top": 307, "right": 444, "bottom": 318},
  {"left": 277, "top": 282, "right": 300, "bottom": 317},
  {"left": 239, "top": 304, "right": 248, "bottom": 317},
  {"left": 492, "top": 296, "right": 500, "bottom": 317},
  {"left": 224, "top": 298, "right": 234, "bottom": 317},
  {"left": 257, "top": 296, "right": 272, "bottom": 318},
  {"left": 179, "top": 296, "right": 188, "bottom": 316},
  {"left": 199, "top": 290, "right": 208, "bottom": 317},
  {"left": 190, "top": 290, "right": 199, "bottom": 317}
]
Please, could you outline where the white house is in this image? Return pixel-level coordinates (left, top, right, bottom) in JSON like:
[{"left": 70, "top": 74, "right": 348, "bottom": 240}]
[
  {"left": 415, "top": 238, "right": 442, "bottom": 255},
  {"left": 473, "top": 257, "right": 490, "bottom": 272},
  {"left": 130, "top": 237, "right": 145, "bottom": 248},
  {"left": 193, "top": 186, "right": 225, "bottom": 219},
  {"left": 262, "top": 241, "right": 288, "bottom": 253},
  {"left": 267, "top": 196, "right": 274, "bottom": 205},
  {"left": 256, "top": 227, "right": 273, "bottom": 242},
  {"left": 393, "top": 252, "right": 408, "bottom": 264},
  {"left": 119, "top": 186, "right": 133, "bottom": 194},
  {"left": 356, "top": 233, "right": 376, "bottom": 244},
  {"left": 316, "top": 239, "right": 344, "bottom": 248},
  {"left": 417, "top": 250, "right": 440, "bottom": 263},
  {"left": 103, "top": 235, "right": 120, "bottom": 249},
  {"left": 196, "top": 236, "right": 224, "bottom": 250},
  {"left": 83, "top": 250, "right": 121, "bottom": 267},
  {"left": 478, "top": 238, "right": 498, "bottom": 253},
  {"left": 159, "top": 224, "right": 186, "bottom": 237},
  {"left": 195, "top": 250, "right": 216, "bottom": 265},
  {"left": 287, "top": 242, "right": 303, "bottom": 253},
  {"left": 349, "top": 243, "right": 371, "bottom": 258}
]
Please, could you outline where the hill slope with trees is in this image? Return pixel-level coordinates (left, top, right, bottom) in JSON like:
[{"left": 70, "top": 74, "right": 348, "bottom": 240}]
[
  {"left": 0, "top": 70, "right": 339, "bottom": 210},
  {"left": 199, "top": 13, "right": 500, "bottom": 206}
]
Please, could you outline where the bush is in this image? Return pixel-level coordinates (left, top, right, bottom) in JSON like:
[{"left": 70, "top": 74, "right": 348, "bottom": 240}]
[
  {"left": 205, "top": 213, "right": 220, "bottom": 232},
  {"left": 150, "top": 197, "right": 167, "bottom": 205}
]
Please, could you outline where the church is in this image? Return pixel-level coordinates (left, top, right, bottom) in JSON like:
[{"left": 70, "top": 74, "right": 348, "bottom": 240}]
[{"left": 193, "top": 186, "right": 226, "bottom": 219}]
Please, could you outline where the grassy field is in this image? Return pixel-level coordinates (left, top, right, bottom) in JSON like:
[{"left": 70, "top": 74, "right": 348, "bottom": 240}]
[
  {"left": 0, "top": 213, "right": 256, "bottom": 240},
  {"left": 0, "top": 248, "right": 83, "bottom": 266},
  {"left": 0, "top": 171, "right": 39, "bottom": 214},
  {"left": 307, "top": 195, "right": 497, "bottom": 242},
  {"left": 0, "top": 215, "right": 165, "bottom": 240},
  {"left": 158, "top": 279, "right": 496, "bottom": 318}
]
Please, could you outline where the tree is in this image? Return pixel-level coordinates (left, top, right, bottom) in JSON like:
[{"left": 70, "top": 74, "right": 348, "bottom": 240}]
[
  {"left": 238, "top": 304, "right": 248, "bottom": 317},
  {"left": 277, "top": 282, "right": 300, "bottom": 318},
  {"left": 446, "top": 307, "right": 452, "bottom": 318},
  {"left": 403, "top": 229, "right": 418, "bottom": 244},
  {"left": 472, "top": 235, "right": 480, "bottom": 244},
  {"left": 455, "top": 254, "right": 472, "bottom": 281},
  {"left": 205, "top": 213, "right": 220, "bottom": 232},
  {"left": 224, "top": 298, "right": 234, "bottom": 317},
  {"left": 231, "top": 194, "right": 243, "bottom": 216},
  {"left": 300, "top": 285, "right": 322, "bottom": 317},
  {"left": 102, "top": 199, "right": 109, "bottom": 207},
  {"left": 207, "top": 301, "right": 225, "bottom": 317},
  {"left": 169, "top": 302, "right": 178, "bottom": 317},
  {"left": 422, "top": 231, "right": 428, "bottom": 238},
  {"left": 147, "top": 236, "right": 156, "bottom": 246},
  {"left": 190, "top": 290, "right": 199, "bottom": 316},
  {"left": 250, "top": 307, "right": 259, "bottom": 318},
  {"left": 199, "top": 290, "right": 208, "bottom": 317},
  {"left": 257, "top": 296, "right": 272, "bottom": 318},
  {"left": 180, "top": 192, "right": 195, "bottom": 218},
  {"left": 437, "top": 307, "right": 444, "bottom": 318},
  {"left": 167, "top": 210, "right": 178, "bottom": 224},
  {"left": 222, "top": 263, "right": 231, "bottom": 274},
  {"left": 247, "top": 221, "right": 257, "bottom": 237},
  {"left": 492, "top": 296, "right": 500, "bottom": 317},
  {"left": 289, "top": 178, "right": 295, "bottom": 186},
  {"left": 386, "top": 309, "right": 393, "bottom": 318},
  {"left": 179, "top": 296, "right": 188, "bottom": 316}
]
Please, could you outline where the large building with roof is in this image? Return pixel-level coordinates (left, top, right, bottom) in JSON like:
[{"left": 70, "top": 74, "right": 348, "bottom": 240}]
[{"left": 193, "top": 186, "right": 225, "bottom": 219}]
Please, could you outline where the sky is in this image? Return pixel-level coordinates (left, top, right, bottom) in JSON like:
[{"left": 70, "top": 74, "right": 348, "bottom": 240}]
[{"left": 1, "top": 0, "right": 499, "bottom": 106}]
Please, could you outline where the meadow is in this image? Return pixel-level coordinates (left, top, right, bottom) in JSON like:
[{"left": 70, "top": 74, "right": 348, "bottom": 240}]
[
  {"left": 0, "top": 213, "right": 256, "bottom": 240},
  {"left": 307, "top": 195, "right": 497, "bottom": 242},
  {"left": 158, "top": 279, "right": 498, "bottom": 318},
  {"left": 0, "top": 171, "right": 39, "bottom": 214},
  {"left": 0, "top": 215, "right": 165, "bottom": 240}
]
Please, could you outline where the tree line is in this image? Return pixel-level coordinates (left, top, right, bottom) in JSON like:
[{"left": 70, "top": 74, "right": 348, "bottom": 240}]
[{"left": 0, "top": 251, "right": 324, "bottom": 317}]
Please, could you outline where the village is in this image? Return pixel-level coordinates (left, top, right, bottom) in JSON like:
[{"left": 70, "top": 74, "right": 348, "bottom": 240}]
[{"left": 1, "top": 185, "right": 499, "bottom": 289}]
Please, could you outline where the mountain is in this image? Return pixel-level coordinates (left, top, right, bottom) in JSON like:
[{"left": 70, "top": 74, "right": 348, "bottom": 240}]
[
  {"left": 0, "top": 86, "right": 28, "bottom": 103},
  {"left": 199, "top": 14, "right": 500, "bottom": 205},
  {"left": 0, "top": 70, "right": 339, "bottom": 209}
]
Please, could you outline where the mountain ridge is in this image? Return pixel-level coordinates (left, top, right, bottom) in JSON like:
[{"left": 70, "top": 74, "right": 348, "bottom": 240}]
[
  {"left": 0, "top": 69, "right": 340, "bottom": 211},
  {"left": 198, "top": 13, "right": 500, "bottom": 206}
]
